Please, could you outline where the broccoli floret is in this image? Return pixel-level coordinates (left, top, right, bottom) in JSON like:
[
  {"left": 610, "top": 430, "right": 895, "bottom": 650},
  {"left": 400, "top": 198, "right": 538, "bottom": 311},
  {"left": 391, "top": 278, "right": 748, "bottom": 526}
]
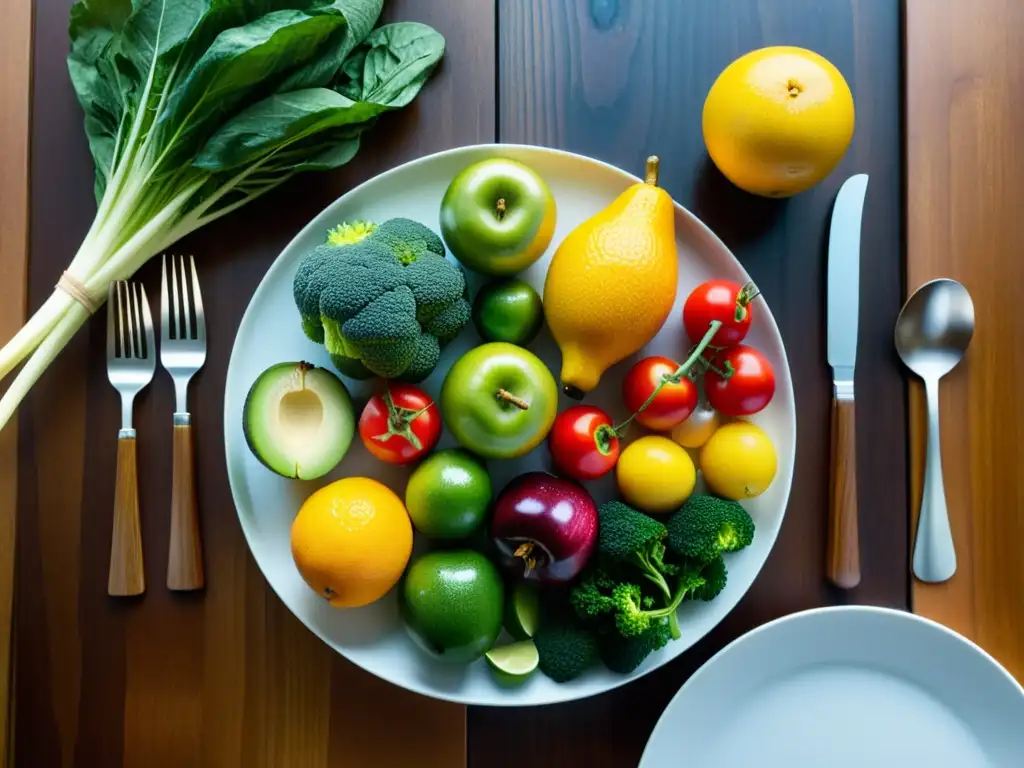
[
  {"left": 598, "top": 620, "right": 674, "bottom": 674},
  {"left": 693, "top": 555, "right": 727, "bottom": 602},
  {"left": 534, "top": 619, "right": 600, "bottom": 683},
  {"left": 295, "top": 220, "right": 472, "bottom": 382},
  {"left": 666, "top": 495, "right": 755, "bottom": 563},
  {"left": 293, "top": 244, "right": 345, "bottom": 343},
  {"left": 611, "top": 566, "right": 707, "bottom": 639},
  {"left": 327, "top": 220, "right": 377, "bottom": 246},
  {"left": 328, "top": 286, "right": 421, "bottom": 379},
  {"left": 598, "top": 501, "right": 675, "bottom": 601},
  {"left": 402, "top": 255, "right": 466, "bottom": 322},
  {"left": 422, "top": 297, "right": 472, "bottom": 344},
  {"left": 400, "top": 332, "right": 441, "bottom": 383},
  {"left": 371, "top": 217, "right": 446, "bottom": 265},
  {"left": 569, "top": 566, "right": 619, "bottom": 623}
]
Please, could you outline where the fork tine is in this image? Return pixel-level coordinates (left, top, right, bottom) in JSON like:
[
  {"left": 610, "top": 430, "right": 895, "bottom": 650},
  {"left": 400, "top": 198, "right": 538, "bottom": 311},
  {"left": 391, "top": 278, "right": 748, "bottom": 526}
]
[
  {"left": 127, "top": 281, "right": 140, "bottom": 359},
  {"left": 178, "top": 254, "right": 191, "bottom": 339},
  {"left": 106, "top": 282, "right": 116, "bottom": 360},
  {"left": 189, "top": 255, "right": 204, "bottom": 344},
  {"left": 140, "top": 283, "right": 155, "bottom": 360},
  {"left": 170, "top": 254, "right": 182, "bottom": 340},
  {"left": 117, "top": 281, "right": 129, "bottom": 358},
  {"left": 161, "top": 255, "right": 171, "bottom": 342},
  {"left": 131, "top": 283, "right": 145, "bottom": 358}
]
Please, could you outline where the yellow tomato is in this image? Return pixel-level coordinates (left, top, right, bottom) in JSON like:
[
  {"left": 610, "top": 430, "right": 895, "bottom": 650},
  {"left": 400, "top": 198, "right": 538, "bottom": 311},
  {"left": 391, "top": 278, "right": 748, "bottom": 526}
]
[
  {"left": 702, "top": 46, "right": 855, "bottom": 197},
  {"left": 700, "top": 422, "right": 777, "bottom": 500},
  {"left": 670, "top": 405, "right": 720, "bottom": 449},
  {"left": 616, "top": 436, "right": 696, "bottom": 515}
]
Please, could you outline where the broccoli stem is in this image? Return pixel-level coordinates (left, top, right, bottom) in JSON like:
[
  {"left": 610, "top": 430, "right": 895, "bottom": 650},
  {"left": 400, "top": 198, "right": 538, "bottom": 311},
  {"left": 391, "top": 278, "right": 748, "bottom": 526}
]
[{"left": 632, "top": 551, "right": 672, "bottom": 601}]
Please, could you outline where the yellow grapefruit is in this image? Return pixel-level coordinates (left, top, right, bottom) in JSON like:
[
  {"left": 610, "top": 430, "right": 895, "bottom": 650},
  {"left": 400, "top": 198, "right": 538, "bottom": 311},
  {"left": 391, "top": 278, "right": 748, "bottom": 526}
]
[{"left": 702, "top": 46, "right": 855, "bottom": 197}]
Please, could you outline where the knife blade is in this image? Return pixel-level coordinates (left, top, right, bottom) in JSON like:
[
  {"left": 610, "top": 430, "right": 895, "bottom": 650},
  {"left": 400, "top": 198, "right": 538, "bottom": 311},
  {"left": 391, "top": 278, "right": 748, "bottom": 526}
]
[{"left": 826, "top": 173, "right": 868, "bottom": 590}]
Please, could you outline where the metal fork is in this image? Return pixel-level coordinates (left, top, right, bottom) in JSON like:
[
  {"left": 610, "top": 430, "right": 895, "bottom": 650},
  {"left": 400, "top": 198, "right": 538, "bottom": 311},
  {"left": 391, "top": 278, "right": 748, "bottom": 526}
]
[
  {"left": 161, "top": 255, "right": 207, "bottom": 591},
  {"left": 107, "top": 281, "right": 155, "bottom": 597}
]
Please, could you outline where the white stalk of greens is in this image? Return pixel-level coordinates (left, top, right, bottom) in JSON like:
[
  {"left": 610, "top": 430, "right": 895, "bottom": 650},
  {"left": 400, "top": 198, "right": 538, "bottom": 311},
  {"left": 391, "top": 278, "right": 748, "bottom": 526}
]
[{"left": 0, "top": 0, "right": 444, "bottom": 429}]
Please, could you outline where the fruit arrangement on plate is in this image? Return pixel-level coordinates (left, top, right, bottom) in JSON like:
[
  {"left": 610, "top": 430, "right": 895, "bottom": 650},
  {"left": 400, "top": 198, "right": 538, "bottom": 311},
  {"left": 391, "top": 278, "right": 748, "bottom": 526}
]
[{"left": 230, "top": 145, "right": 793, "bottom": 700}]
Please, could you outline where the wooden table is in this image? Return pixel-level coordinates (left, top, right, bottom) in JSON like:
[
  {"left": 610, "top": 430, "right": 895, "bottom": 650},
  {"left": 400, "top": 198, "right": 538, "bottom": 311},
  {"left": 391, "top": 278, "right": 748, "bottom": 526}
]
[{"left": 3, "top": 1, "right": 1020, "bottom": 766}]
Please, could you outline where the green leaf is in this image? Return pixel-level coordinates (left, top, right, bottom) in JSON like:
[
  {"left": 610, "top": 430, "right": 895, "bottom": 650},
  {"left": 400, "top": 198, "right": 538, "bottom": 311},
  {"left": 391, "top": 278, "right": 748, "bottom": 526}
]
[
  {"left": 68, "top": 0, "right": 134, "bottom": 197},
  {"left": 194, "top": 87, "right": 384, "bottom": 170},
  {"left": 152, "top": 10, "right": 346, "bottom": 172},
  {"left": 277, "top": 0, "right": 384, "bottom": 91},
  {"left": 339, "top": 22, "right": 445, "bottom": 107}
]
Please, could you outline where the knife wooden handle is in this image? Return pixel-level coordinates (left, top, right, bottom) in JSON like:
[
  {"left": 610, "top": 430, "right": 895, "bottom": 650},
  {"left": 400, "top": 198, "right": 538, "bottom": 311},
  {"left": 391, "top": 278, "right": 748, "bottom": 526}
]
[
  {"left": 827, "top": 397, "right": 861, "bottom": 588},
  {"left": 167, "top": 423, "right": 204, "bottom": 591}
]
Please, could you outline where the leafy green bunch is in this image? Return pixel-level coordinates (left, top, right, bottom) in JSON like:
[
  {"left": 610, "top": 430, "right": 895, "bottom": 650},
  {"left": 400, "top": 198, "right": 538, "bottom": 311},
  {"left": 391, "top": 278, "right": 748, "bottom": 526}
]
[{"left": 0, "top": 0, "right": 444, "bottom": 429}]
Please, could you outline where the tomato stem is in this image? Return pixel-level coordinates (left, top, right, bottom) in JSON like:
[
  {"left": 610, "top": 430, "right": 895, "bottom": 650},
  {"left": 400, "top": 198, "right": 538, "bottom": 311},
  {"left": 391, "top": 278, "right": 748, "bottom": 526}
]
[
  {"left": 372, "top": 383, "right": 425, "bottom": 450},
  {"left": 735, "top": 281, "right": 760, "bottom": 322},
  {"left": 594, "top": 423, "right": 617, "bottom": 455},
  {"left": 613, "top": 320, "right": 723, "bottom": 433}
]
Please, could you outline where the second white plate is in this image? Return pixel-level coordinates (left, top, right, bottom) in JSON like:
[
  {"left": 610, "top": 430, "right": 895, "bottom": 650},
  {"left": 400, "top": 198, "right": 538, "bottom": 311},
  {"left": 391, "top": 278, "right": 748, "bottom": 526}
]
[{"left": 641, "top": 606, "right": 1024, "bottom": 767}]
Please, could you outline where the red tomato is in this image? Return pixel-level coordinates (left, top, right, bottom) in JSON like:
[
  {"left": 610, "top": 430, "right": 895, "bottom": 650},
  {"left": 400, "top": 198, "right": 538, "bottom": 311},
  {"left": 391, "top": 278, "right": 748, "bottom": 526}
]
[
  {"left": 683, "top": 280, "right": 759, "bottom": 346},
  {"left": 358, "top": 383, "right": 441, "bottom": 464},
  {"left": 621, "top": 356, "right": 698, "bottom": 432},
  {"left": 704, "top": 345, "right": 775, "bottom": 416},
  {"left": 548, "top": 405, "right": 620, "bottom": 480}
]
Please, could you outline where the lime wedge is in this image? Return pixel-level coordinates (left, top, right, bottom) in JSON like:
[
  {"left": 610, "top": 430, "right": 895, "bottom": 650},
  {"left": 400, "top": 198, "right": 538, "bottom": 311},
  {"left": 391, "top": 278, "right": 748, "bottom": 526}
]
[
  {"left": 486, "top": 640, "right": 539, "bottom": 684},
  {"left": 504, "top": 581, "right": 541, "bottom": 640}
]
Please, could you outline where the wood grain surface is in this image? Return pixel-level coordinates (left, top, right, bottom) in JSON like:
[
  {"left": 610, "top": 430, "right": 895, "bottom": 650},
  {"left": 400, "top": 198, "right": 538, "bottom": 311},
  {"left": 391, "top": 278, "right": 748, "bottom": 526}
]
[
  {"left": 14, "top": 1, "right": 492, "bottom": 766},
  {"left": 471, "top": 2, "right": 906, "bottom": 766},
  {"left": 0, "top": 0, "right": 32, "bottom": 762},
  {"left": 906, "top": 0, "right": 1024, "bottom": 682}
]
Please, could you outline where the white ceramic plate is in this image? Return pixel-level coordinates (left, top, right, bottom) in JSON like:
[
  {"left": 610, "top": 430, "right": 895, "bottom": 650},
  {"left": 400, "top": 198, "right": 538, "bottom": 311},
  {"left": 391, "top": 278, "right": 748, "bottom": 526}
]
[
  {"left": 224, "top": 144, "right": 796, "bottom": 706},
  {"left": 641, "top": 606, "right": 1024, "bottom": 767}
]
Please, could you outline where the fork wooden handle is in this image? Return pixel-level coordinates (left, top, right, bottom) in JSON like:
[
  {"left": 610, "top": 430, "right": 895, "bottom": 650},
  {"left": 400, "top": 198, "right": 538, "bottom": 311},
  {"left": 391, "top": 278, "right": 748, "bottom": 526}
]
[
  {"left": 109, "top": 434, "right": 145, "bottom": 596},
  {"left": 826, "top": 397, "right": 861, "bottom": 589},
  {"left": 168, "top": 421, "right": 204, "bottom": 590}
]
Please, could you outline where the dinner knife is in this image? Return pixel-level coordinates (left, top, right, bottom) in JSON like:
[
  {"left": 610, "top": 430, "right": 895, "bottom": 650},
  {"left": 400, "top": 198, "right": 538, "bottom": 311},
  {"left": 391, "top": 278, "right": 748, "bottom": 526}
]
[{"left": 826, "top": 174, "right": 869, "bottom": 589}]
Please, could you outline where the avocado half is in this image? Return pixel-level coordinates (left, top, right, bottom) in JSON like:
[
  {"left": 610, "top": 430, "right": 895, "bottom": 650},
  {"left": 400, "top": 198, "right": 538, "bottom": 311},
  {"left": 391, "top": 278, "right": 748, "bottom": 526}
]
[{"left": 243, "top": 361, "right": 355, "bottom": 480}]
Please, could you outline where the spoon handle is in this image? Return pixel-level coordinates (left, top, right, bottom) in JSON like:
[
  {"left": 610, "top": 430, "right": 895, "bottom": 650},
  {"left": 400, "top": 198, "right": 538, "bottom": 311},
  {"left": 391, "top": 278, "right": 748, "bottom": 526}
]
[
  {"left": 827, "top": 395, "right": 861, "bottom": 588},
  {"left": 913, "top": 378, "right": 956, "bottom": 582}
]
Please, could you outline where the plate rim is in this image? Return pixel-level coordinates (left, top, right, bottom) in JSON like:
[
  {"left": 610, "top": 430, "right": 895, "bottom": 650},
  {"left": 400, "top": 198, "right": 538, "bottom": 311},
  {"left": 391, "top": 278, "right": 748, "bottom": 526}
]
[
  {"left": 223, "top": 142, "right": 798, "bottom": 707},
  {"left": 639, "top": 604, "right": 1024, "bottom": 765}
]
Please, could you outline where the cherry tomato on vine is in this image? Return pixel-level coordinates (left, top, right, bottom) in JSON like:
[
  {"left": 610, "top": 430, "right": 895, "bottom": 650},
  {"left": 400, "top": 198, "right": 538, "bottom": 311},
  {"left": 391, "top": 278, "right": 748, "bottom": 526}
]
[
  {"left": 683, "top": 279, "right": 759, "bottom": 347},
  {"left": 358, "top": 383, "right": 441, "bottom": 465},
  {"left": 622, "top": 356, "right": 698, "bottom": 432},
  {"left": 548, "top": 405, "right": 620, "bottom": 480},
  {"left": 704, "top": 345, "right": 775, "bottom": 417}
]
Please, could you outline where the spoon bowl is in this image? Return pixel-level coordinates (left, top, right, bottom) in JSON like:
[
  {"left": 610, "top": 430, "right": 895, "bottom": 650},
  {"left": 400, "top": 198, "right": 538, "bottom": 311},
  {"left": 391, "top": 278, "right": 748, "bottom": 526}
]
[
  {"left": 895, "top": 279, "right": 975, "bottom": 379},
  {"left": 895, "top": 278, "right": 975, "bottom": 584}
]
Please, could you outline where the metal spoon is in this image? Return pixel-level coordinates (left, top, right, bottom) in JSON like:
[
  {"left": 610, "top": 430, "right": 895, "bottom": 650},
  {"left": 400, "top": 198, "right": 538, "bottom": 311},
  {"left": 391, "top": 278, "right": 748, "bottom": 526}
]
[{"left": 895, "top": 278, "right": 975, "bottom": 583}]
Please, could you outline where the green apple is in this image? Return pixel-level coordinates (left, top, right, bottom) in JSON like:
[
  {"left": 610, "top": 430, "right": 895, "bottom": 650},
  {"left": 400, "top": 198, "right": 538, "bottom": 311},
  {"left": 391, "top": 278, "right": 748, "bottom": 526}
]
[
  {"left": 441, "top": 342, "right": 558, "bottom": 459},
  {"left": 439, "top": 158, "right": 556, "bottom": 276}
]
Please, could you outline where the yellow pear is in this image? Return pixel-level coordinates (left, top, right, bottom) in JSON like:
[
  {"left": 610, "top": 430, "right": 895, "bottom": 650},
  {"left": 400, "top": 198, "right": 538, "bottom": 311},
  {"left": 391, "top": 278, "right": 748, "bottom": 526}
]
[{"left": 543, "top": 156, "right": 678, "bottom": 397}]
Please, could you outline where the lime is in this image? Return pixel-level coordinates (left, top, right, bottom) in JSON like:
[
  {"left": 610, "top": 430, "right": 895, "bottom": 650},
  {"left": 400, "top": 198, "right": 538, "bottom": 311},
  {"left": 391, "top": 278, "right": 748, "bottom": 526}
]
[
  {"left": 401, "top": 550, "right": 504, "bottom": 664},
  {"left": 485, "top": 640, "right": 539, "bottom": 684},
  {"left": 472, "top": 278, "right": 544, "bottom": 345},
  {"left": 503, "top": 581, "right": 541, "bottom": 640},
  {"left": 405, "top": 449, "right": 492, "bottom": 539}
]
